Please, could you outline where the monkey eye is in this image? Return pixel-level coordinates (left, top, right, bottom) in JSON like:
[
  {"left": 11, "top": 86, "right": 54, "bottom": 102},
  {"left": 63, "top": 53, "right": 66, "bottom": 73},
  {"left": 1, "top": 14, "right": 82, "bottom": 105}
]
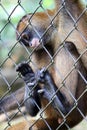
[
  {"left": 22, "top": 33, "right": 29, "bottom": 41},
  {"left": 20, "top": 33, "right": 30, "bottom": 46}
]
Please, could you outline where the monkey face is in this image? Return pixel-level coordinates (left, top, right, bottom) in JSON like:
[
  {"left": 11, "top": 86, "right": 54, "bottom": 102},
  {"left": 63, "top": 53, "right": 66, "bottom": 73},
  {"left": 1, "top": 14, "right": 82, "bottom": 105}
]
[
  {"left": 16, "top": 14, "right": 53, "bottom": 49},
  {"left": 17, "top": 27, "right": 40, "bottom": 48}
]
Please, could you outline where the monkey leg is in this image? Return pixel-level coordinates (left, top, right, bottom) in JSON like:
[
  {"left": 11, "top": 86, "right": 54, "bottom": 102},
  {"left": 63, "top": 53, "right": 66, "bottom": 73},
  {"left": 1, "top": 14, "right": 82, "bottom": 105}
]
[{"left": 0, "top": 87, "right": 24, "bottom": 114}]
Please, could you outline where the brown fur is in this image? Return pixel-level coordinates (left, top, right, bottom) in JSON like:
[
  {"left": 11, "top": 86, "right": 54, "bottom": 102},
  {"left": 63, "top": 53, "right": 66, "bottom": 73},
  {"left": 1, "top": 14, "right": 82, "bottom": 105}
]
[{"left": 5, "top": 0, "right": 87, "bottom": 130}]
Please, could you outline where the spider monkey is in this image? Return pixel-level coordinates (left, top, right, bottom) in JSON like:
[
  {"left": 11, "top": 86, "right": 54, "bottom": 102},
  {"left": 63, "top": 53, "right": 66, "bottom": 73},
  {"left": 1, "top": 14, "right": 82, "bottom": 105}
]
[
  {"left": 7, "top": 42, "right": 87, "bottom": 130},
  {"left": 1, "top": 0, "right": 87, "bottom": 130}
]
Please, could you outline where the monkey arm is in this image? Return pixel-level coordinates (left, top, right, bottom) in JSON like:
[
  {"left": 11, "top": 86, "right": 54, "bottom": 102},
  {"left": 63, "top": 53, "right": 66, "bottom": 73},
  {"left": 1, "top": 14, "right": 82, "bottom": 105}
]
[
  {"left": 37, "top": 69, "right": 69, "bottom": 115},
  {"left": 16, "top": 62, "right": 41, "bottom": 116}
]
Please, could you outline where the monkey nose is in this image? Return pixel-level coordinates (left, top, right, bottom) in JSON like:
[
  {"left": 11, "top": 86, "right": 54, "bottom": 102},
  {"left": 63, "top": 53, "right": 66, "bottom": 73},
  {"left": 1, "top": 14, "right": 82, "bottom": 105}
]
[{"left": 31, "top": 38, "right": 40, "bottom": 48}]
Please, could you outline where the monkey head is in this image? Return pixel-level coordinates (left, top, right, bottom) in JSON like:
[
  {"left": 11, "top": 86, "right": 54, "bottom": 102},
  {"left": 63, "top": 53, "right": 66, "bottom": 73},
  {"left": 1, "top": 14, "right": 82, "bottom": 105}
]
[{"left": 16, "top": 12, "right": 55, "bottom": 49}]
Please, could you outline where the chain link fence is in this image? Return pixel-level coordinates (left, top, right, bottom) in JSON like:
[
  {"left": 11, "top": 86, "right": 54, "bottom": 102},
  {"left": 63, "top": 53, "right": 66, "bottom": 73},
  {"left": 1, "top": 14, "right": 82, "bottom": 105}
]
[{"left": 0, "top": 0, "right": 87, "bottom": 130}]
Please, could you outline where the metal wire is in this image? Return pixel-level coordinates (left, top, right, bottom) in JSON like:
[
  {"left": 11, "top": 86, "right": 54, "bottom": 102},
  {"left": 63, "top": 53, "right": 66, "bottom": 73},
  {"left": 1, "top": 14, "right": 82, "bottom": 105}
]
[{"left": 0, "top": 0, "right": 87, "bottom": 130}]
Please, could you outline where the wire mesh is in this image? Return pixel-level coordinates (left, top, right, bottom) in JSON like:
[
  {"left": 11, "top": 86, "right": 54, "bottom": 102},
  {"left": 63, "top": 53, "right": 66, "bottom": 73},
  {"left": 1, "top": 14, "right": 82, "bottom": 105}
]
[{"left": 0, "top": 0, "right": 87, "bottom": 130}]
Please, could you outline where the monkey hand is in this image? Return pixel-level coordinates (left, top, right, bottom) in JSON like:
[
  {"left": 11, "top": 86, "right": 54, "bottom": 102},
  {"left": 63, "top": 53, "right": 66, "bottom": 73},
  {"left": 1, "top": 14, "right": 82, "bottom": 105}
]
[
  {"left": 16, "top": 62, "right": 36, "bottom": 85},
  {"left": 35, "top": 68, "right": 52, "bottom": 83}
]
